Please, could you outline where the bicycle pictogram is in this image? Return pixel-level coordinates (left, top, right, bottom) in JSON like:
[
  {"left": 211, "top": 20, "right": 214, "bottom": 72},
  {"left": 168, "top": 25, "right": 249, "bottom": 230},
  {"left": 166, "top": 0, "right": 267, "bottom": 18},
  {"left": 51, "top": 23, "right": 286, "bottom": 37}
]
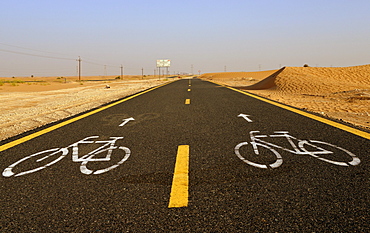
[
  {"left": 235, "top": 130, "right": 361, "bottom": 169},
  {"left": 3, "top": 136, "right": 131, "bottom": 177}
]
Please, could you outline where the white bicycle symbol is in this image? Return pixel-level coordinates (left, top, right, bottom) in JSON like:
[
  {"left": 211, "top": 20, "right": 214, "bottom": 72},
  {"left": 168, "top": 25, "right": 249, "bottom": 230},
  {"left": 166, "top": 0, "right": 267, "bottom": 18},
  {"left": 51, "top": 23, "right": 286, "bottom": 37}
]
[
  {"left": 3, "top": 136, "right": 130, "bottom": 177},
  {"left": 235, "top": 131, "right": 361, "bottom": 169}
]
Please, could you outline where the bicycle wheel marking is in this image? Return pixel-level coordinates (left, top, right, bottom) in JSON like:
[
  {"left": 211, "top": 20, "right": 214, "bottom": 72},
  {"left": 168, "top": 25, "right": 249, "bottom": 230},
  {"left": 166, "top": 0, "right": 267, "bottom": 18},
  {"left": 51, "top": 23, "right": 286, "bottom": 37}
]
[
  {"left": 80, "top": 146, "right": 131, "bottom": 175},
  {"left": 299, "top": 140, "right": 361, "bottom": 166},
  {"left": 2, "top": 148, "right": 68, "bottom": 177}
]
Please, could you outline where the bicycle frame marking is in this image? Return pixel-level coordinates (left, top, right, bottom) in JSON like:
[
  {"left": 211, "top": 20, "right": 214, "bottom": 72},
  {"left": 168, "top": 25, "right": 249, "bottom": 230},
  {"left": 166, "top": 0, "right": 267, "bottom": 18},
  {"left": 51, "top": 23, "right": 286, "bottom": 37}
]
[
  {"left": 235, "top": 130, "right": 361, "bottom": 169},
  {"left": 250, "top": 131, "right": 323, "bottom": 155},
  {"left": 3, "top": 136, "right": 131, "bottom": 177}
]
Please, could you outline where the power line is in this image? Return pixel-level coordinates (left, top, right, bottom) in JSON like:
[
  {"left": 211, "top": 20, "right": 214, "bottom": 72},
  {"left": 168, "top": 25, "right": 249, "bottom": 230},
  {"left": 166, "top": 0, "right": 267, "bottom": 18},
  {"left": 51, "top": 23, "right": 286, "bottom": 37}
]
[
  {"left": 0, "top": 42, "right": 123, "bottom": 76},
  {"left": 0, "top": 48, "right": 75, "bottom": 60},
  {"left": 83, "top": 60, "right": 118, "bottom": 68},
  {"left": 0, "top": 42, "right": 120, "bottom": 67},
  {"left": 0, "top": 42, "right": 73, "bottom": 57},
  {"left": 0, "top": 48, "right": 122, "bottom": 69}
]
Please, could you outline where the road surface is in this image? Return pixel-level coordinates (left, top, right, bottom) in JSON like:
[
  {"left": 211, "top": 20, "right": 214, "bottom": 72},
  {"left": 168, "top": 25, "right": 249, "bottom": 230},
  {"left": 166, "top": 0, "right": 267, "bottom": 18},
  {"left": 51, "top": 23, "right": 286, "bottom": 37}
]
[{"left": 1, "top": 78, "right": 369, "bottom": 232}]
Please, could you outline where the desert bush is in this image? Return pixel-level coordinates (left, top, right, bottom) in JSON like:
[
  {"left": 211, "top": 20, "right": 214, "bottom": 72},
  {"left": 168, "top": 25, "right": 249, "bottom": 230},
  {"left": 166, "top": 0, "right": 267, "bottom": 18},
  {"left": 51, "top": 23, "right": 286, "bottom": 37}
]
[
  {"left": 303, "top": 64, "right": 309, "bottom": 67},
  {"left": 115, "top": 76, "right": 120, "bottom": 79},
  {"left": 2, "top": 80, "right": 25, "bottom": 84}
]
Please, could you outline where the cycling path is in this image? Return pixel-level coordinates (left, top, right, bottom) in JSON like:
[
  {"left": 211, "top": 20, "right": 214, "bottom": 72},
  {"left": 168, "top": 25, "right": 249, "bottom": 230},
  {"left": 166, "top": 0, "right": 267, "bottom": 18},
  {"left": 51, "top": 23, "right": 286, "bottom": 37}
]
[{"left": 0, "top": 78, "right": 369, "bottom": 232}]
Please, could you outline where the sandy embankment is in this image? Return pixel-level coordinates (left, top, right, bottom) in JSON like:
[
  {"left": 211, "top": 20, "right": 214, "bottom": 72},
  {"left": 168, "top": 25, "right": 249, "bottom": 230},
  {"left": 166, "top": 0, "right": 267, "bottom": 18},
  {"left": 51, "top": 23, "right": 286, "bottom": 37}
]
[
  {"left": 0, "top": 76, "right": 169, "bottom": 141},
  {"left": 200, "top": 65, "right": 370, "bottom": 130}
]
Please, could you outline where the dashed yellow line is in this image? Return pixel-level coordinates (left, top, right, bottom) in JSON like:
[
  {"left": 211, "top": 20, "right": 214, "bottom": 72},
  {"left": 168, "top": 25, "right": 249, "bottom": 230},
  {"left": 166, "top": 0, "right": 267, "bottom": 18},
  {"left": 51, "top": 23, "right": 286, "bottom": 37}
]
[
  {"left": 168, "top": 145, "right": 189, "bottom": 208},
  {"left": 188, "top": 89, "right": 191, "bottom": 92},
  {"left": 0, "top": 81, "right": 176, "bottom": 152},
  {"left": 185, "top": 99, "right": 191, "bottom": 104}
]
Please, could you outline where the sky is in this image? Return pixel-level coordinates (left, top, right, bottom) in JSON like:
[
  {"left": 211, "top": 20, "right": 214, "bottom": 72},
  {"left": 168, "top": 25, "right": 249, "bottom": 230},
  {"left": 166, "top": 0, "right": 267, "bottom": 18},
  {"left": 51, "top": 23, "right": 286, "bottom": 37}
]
[{"left": 1, "top": 0, "right": 370, "bottom": 77}]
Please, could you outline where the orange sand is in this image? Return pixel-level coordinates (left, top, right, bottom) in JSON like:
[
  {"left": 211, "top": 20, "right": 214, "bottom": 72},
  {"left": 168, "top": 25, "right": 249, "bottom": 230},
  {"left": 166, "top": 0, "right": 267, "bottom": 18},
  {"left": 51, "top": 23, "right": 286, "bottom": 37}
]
[{"left": 200, "top": 65, "right": 370, "bottom": 130}]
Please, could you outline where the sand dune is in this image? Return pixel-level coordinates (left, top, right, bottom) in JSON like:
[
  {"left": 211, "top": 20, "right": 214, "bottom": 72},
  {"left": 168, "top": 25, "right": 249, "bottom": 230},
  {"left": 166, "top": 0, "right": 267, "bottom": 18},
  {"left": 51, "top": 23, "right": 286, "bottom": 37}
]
[
  {"left": 200, "top": 65, "right": 370, "bottom": 130},
  {"left": 200, "top": 70, "right": 278, "bottom": 86}
]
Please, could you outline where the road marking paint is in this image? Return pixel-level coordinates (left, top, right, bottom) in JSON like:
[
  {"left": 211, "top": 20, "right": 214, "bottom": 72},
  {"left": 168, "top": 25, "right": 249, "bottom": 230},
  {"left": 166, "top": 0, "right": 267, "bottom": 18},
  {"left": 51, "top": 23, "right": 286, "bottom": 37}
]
[
  {"left": 238, "top": 113, "right": 253, "bottom": 122},
  {"left": 185, "top": 99, "right": 191, "bottom": 104},
  {"left": 168, "top": 145, "right": 189, "bottom": 208},
  {"left": 208, "top": 80, "right": 370, "bottom": 140},
  {"left": 0, "top": 81, "right": 176, "bottom": 152},
  {"left": 189, "top": 85, "right": 191, "bottom": 87},
  {"left": 119, "top": 117, "right": 135, "bottom": 127},
  {"left": 188, "top": 89, "right": 191, "bottom": 92}
]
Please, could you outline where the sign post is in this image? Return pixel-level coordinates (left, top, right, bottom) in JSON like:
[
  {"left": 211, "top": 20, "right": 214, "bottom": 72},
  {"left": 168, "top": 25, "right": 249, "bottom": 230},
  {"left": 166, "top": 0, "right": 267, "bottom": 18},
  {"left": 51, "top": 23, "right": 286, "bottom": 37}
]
[{"left": 156, "top": 59, "right": 171, "bottom": 78}]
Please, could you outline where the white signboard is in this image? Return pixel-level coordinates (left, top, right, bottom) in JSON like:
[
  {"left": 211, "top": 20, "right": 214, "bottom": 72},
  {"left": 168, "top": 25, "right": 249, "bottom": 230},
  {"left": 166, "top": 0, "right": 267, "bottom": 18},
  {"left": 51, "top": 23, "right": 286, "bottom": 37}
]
[{"left": 157, "top": 59, "right": 171, "bottom": 67}]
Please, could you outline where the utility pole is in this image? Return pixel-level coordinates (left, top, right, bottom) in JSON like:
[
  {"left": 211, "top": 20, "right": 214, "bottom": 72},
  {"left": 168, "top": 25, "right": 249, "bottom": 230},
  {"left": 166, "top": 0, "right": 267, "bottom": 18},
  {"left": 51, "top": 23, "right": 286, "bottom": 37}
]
[
  {"left": 224, "top": 66, "right": 227, "bottom": 72},
  {"left": 120, "top": 65, "right": 123, "bottom": 79},
  {"left": 141, "top": 68, "right": 144, "bottom": 79},
  {"left": 77, "top": 56, "right": 81, "bottom": 81},
  {"left": 104, "top": 65, "right": 107, "bottom": 78},
  {"left": 191, "top": 64, "right": 193, "bottom": 75}
]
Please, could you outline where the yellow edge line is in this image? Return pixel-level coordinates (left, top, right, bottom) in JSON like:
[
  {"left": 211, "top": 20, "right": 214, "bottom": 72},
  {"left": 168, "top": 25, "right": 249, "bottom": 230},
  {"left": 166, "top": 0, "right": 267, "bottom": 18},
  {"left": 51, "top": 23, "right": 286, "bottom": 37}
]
[
  {"left": 185, "top": 99, "right": 191, "bottom": 104},
  {"left": 168, "top": 145, "right": 189, "bottom": 208},
  {"left": 0, "top": 81, "right": 176, "bottom": 152},
  {"left": 208, "top": 80, "right": 370, "bottom": 140}
]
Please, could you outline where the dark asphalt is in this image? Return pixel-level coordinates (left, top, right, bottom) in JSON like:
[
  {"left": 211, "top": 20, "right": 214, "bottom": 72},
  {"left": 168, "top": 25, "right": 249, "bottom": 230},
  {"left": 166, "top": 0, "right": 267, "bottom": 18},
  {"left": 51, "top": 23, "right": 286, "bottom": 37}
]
[{"left": 1, "top": 78, "right": 369, "bottom": 232}]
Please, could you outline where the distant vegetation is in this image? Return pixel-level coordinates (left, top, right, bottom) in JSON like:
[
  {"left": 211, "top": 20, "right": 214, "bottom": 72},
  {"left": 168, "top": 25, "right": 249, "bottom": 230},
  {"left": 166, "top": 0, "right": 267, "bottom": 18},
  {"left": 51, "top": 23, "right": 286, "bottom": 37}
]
[{"left": 0, "top": 80, "right": 25, "bottom": 86}]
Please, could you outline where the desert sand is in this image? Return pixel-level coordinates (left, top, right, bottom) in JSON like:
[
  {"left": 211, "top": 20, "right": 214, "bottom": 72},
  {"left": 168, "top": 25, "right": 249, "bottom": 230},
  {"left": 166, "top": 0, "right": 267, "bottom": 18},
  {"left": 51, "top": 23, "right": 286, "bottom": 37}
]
[
  {"left": 0, "top": 75, "right": 169, "bottom": 141},
  {"left": 1, "top": 66, "right": 369, "bottom": 141},
  {"left": 200, "top": 65, "right": 370, "bottom": 130}
]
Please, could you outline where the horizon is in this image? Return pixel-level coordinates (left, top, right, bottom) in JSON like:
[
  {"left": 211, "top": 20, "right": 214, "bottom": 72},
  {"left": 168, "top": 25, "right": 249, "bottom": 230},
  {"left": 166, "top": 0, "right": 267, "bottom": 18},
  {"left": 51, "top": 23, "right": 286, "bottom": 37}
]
[{"left": 1, "top": 0, "right": 369, "bottom": 77}]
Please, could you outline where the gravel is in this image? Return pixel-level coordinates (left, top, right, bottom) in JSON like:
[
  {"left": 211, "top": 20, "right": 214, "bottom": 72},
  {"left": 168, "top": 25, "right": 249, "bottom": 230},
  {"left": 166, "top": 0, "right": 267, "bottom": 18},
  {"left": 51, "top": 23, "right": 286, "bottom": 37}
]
[{"left": 0, "top": 80, "right": 167, "bottom": 141}]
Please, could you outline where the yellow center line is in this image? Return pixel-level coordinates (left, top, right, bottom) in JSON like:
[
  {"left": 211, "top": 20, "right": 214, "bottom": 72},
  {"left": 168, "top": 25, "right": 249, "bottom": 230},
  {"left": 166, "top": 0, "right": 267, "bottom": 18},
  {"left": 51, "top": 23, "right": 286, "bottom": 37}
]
[
  {"left": 168, "top": 145, "right": 189, "bottom": 208},
  {"left": 188, "top": 89, "right": 191, "bottom": 92},
  {"left": 185, "top": 99, "right": 191, "bottom": 104}
]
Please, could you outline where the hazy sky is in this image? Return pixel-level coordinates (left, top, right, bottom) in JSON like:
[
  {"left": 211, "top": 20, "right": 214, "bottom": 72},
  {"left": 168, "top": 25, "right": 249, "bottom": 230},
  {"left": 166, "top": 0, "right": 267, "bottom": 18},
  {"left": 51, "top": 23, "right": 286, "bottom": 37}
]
[{"left": 1, "top": 0, "right": 369, "bottom": 76}]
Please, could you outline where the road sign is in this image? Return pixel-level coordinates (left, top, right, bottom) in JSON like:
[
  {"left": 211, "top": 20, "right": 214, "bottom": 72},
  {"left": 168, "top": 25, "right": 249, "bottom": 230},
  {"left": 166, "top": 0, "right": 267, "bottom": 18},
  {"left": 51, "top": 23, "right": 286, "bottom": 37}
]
[{"left": 157, "top": 59, "right": 171, "bottom": 67}]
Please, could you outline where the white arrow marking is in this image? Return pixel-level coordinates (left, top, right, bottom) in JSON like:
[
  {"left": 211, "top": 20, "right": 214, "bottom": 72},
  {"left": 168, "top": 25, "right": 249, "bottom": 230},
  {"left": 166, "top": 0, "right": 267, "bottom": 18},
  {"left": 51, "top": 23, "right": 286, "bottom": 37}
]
[
  {"left": 238, "top": 114, "right": 253, "bottom": 122},
  {"left": 119, "top": 117, "right": 135, "bottom": 126}
]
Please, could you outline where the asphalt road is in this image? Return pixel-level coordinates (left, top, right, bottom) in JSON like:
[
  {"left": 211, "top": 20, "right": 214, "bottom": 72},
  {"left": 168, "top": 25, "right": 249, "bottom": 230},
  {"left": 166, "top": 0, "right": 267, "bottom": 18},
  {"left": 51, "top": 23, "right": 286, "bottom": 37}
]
[{"left": 1, "top": 78, "right": 369, "bottom": 232}]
